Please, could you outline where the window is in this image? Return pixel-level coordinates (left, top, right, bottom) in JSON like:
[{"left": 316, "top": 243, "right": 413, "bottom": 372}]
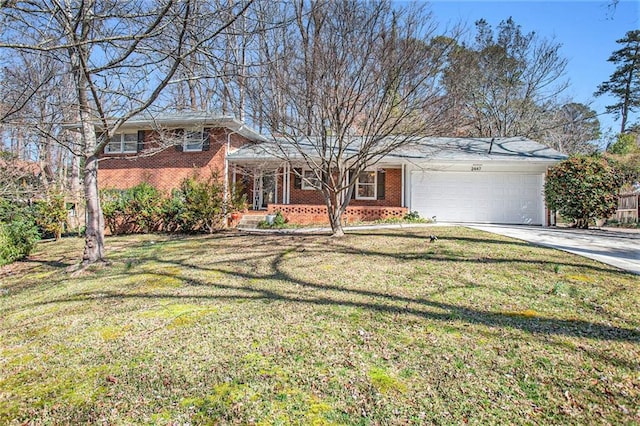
[
  {"left": 183, "top": 130, "right": 205, "bottom": 152},
  {"left": 301, "top": 169, "right": 321, "bottom": 190},
  {"left": 356, "top": 170, "right": 376, "bottom": 199},
  {"left": 105, "top": 133, "right": 137, "bottom": 153}
]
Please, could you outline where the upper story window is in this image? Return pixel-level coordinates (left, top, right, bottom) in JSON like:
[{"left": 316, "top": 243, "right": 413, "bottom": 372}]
[
  {"left": 184, "top": 130, "right": 205, "bottom": 152},
  {"left": 176, "top": 129, "right": 210, "bottom": 152},
  {"left": 105, "top": 133, "right": 137, "bottom": 154},
  {"left": 356, "top": 170, "right": 376, "bottom": 200}
]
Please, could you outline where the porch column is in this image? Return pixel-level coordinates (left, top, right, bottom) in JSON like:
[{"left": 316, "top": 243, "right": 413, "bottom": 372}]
[
  {"left": 401, "top": 163, "right": 405, "bottom": 207},
  {"left": 252, "top": 170, "right": 259, "bottom": 210},
  {"left": 285, "top": 164, "right": 290, "bottom": 204},
  {"left": 282, "top": 164, "right": 287, "bottom": 205},
  {"left": 540, "top": 172, "right": 547, "bottom": 226},
  {"left": 274, "top": 168, "right": 279, "bottom": 204}
]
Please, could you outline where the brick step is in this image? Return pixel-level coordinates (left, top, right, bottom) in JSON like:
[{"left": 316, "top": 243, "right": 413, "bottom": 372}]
[{"left": 237, "top": 214, "right": 267, "bottom": 229}]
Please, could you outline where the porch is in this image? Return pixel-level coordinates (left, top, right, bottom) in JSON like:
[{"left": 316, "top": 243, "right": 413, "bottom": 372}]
[{"left": 229, "top": 164, "right": 408, "bottom": 226}]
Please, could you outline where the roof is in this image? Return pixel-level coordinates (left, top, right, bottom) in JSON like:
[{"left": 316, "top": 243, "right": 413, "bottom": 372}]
[
  {"left": 63, "top": 112, "right": 266, "bottom": 142},
  {"left": 0, "top": 157, "right": 42, "bottom": 175},
  {"left": 228, "top": 136, "right": 567, "bottom": 164},
  {"left": 389, "top": 137, "right": 566, "bottom": 162}
]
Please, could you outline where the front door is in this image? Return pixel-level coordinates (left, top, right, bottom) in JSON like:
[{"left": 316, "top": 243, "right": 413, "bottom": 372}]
[{"left": 255, "top": 172, "right": 276, "bottom": 209}]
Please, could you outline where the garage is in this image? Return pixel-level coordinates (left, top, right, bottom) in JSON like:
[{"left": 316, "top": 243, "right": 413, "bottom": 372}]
[{"left": 410, "top": 171, "right": 544, "bottom": 225}]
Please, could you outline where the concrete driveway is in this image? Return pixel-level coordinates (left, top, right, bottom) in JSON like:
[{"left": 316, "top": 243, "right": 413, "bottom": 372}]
[{"left": 466, "top": 224, "right": 640, "bottom": 275}]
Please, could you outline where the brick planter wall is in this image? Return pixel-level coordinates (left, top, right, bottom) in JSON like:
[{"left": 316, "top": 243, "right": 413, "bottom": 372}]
[{"left": 267, "top": 204, "right": 408, "bottom": 225}]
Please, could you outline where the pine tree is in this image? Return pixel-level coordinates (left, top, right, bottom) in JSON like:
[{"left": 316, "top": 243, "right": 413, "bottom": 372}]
[{"left": 595, "top": 30, "right": 640, "bottom": 133}]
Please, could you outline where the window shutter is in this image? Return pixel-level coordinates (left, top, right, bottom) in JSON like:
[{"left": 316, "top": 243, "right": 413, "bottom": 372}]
[
  {"left": 137, "top": 130, "right": 145, "bottom": 152},
  {"left": 293, "top": 168, "right": 302, "bottom": 189},
  {"left": 348, "top": 169, "right": 356, "bottom": 199},
  {"left": 202, "top": 128, "right": 211, "bottom": 151},
  {"left": 174, "top": 128, "right": 184, "bottom": 152},
  {"left": 377, "top": 170, "right": 385, "bottom": 200}
]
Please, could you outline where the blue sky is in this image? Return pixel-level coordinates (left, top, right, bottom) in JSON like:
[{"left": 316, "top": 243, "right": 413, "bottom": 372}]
[{"left": 426, "top": 0, "right": 640, "bottom": 139}]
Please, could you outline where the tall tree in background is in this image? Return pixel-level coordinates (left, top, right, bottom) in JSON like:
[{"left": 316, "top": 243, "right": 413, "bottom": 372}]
[
  {"left": 595, "top": 30, "right": 640, "bottom": 133},
  {"left": 0, "top": 53, "right": 77, "bottom": 188},
  {"left": 254, "top": 1, "right": 454, "bottom": 237},
  {"left": 442, "top": 17, "right": 568, "bottom": 139},
  {"left": 606, "top": 132, "right": 640, "bottom": 191},
  {"left": 543, "top": 103, "right": 600, "bottom": 155},
  {"left": 0, "top": 0, "right": 252, "bottom": 265},
  {"left": 162, "top": 0, "right": 277, "bottom": 124}
]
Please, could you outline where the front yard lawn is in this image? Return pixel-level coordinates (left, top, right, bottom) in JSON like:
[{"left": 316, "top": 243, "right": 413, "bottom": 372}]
[{"left": 1, "top": 227, "right": 638, "bottom": 424}]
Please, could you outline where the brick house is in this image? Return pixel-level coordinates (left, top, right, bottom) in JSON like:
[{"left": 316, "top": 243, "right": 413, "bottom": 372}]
[
  {"left": 98, "top": 113, "right": 265, "bottom": 193},
  {"left": 98, "top": 113, "right": 566, "bottom": 226},
  {"left": 228, "top": 136, "right": 566, "bottom": 226},
  {"left": 226, "top": 140, "right": 409, "bottom": 225}
]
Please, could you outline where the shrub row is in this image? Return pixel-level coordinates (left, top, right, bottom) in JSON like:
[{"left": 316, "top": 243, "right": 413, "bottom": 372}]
[{"left": 101, "top": 173, "right": 247, "bottom": 235}]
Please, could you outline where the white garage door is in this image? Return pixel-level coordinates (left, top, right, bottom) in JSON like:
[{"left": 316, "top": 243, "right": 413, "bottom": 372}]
[{"left": 410, "top": 171, "right": 543, "bottom": 224}]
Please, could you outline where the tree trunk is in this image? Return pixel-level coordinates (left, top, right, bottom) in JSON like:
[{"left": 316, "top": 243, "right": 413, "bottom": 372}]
[
  {"left": 188, "top": 79, "right": 197, "bottom": 111},
  {"left": 73, "top": 29, "right": 106, "bottom": 265},
  {"left": 79, "top": 80, "right": 105, "bottom": 264},
  {"left": 620, "top": 53, "right": 636, "bottom": 133},
  {"left": 576, "top": 217, "right": 589, "bottom": 229},
  {"left": 329, "top": 209, "right": 345, "bottom": 237},
  {"left": 82, "top": 152, "right": 105, "bottom": 264},
  {"left": 70, "top": 149, "right": 81, "bottom": 196},
  {"left": 68, "top": 126, "right": 83, "bottom": 235},
  {"left": 326, "top": 190, "right": 346, "bottom": 237}
]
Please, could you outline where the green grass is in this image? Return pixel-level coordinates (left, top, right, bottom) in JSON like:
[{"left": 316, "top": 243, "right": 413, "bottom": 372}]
[{"left": 0, "top": 227, "right": 639, "bottom": 424}]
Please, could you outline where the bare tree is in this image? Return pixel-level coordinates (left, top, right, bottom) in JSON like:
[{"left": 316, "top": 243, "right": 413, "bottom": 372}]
[
  {"left": 0, "top": 52, "right": 76, "bottom": 200},
  {"left": 542, "top": 102, "right": 601, "bottom": 155},
  {"left": 253, "top": 0, "right": 454, "bottom": 236},
  {"left": 163, "top": 0, "right": 278, "bottom": 124},
  {"left": 442, "top": 17, "right": 568, "bottom": 139},
  {"left": 0, "top": 0, "right": 253, "bottom": 265}
]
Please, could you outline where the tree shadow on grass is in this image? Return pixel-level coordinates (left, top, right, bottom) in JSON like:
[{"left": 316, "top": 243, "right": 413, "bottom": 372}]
[
  {"left": 0, "top": 258, "right": 76, "bottom": 296},
  {"left": 26, "top": 245, "right": 640, "bottom": 346},
  {"left": 349, "top": 230, "right": 535, "bottom": 248},
  {"left": 8, "top": 230, "right": 639, "bottom": 349},
  {"left": 328, "top": 242, "right": 628, "bottom": 275}
]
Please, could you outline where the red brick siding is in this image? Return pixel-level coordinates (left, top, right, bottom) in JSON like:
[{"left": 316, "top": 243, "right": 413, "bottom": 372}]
[
  {"left": 98, "top": 129, "right": 250, "bottom": 191},
  {"left": 290, "top": 181, "right": 325, "bottom": 204}
]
